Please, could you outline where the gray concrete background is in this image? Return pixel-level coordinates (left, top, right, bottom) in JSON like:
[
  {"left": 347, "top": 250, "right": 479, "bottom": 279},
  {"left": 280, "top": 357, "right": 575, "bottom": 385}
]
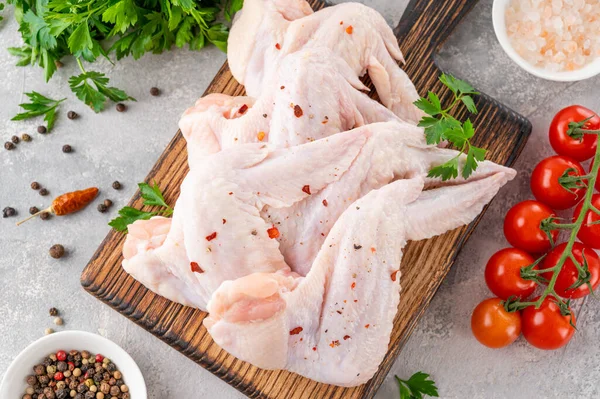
[{"left": 1, "top": 0, "right": 599, "bottom": 398}]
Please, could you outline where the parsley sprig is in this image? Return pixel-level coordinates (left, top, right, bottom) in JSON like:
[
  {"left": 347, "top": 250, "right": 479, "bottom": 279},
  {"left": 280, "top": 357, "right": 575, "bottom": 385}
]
[
  {"left": 11, "top": 91, "right": 66, "bottom": 132},
  {"left": 5, "top": 0, "right": 241, "bottom": 111},
  {"left": 109, "top": 182, "right": 173, "bottom": 232},
  {"left": 414, "top": 74, "right": 486, "bottom": 181},
  {"left": 395, "top": 372, "right": 439, "bottom": 399}
]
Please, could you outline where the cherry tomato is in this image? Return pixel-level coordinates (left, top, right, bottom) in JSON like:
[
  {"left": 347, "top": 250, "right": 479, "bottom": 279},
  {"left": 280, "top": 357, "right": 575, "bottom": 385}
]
[
  {"left": 504, "top": 200, "right": 558, "bottom": 254},
  {"left": 541, "top": 242, "right": 600, "bottom": 298},
  {"left": 485, "top": 248, "right": 536, "bottom": 300},
  {"left": 549, "top": 105, "right": 600, "bottom": 161},
  {"left": 521, "top": 297, "right": 576, "bottom": 350},
  {"left": 530, "top": 155, "right": 585, "bottom": 210},
  {"left": 471, "top": 298, "right": 521, "bottom": 348},
  {"left": 575, "top": 194, "right": 600, "bottom": 249}
]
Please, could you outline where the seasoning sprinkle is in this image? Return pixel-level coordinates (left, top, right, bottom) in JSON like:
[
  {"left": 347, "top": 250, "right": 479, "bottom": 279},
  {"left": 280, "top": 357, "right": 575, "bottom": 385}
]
[
  {"left": 4, "top": 141, "right": 15, "bottom": 150},
  {"left": 116, "top": 103, "right": 126, "bottom": 112},
  {"left": 275, "top": 43, "right": 281, "bottom": 50},
  {"left": 206, "top": 232, "right": 217, "bottom": 241},
  {"left": 391, "top": 270, "right": 399, "bottom": 282},
  {"left": 343, "top": 335, "right": 351, "bottom": 340},
  {"left": 353, "top": 244, "right": 362, "bottom": 250},
  {"left": 49, "top": 307, "right": 59, "bottom": 316},
  {"left": 40, "top": 188, "right": 49, "bottom": 196},
  {"left": 54, "top": 317, "right": 63, "bottom": 326},
  {"left": 2, "top": 207, "right": 17, "bottom": 218},
  {"left": 21, "top": 133, "right": 32, "bottom": 142},
  {"left": 150, "top": 87, "right": 160, "bottom": 96},
  {"left": 11, "top": 135, "right": 20, "bottom": 144},
  {"left": 97, "top": 204, "right": 108, "bottom": 213},
  {"left": 289, "top": 327, "right": 303, "bottom": 335},
  {"left": 238, "top": 104, "right": 248, "bottom": 114},
  {"left": 112, "top": 181, "right": 122, "bottom": 190},
  {"left": 40, "top": 212, "right": 51, "bottom": 220},
  {"left": 29, "top": 206, "right": 39, "bottom": 215},
  {"left": 257, "top": 131, "right": 266, "bottom": 141},
  {"left": 37, "top": 125, "right": 47, "bottom": 134},
  {"left": 103, "top": 199, "right": 113, "bottom": 208},
  {"left": 294, "top": 104, "right": 303, "bottom": 118},
  {"left": 322, "top": 199, "right": 328, "bottom": 207},
  {"left": 351, "top": 282, "right": 356, "bottom": 289},
  {"left": 62, "top": 144, "right": 73, "bottom": 153},
  {"left": 190, "top": 262, "right": 204, "bottom": 274},
  {"left": 67, "top": 111, "right": 78, "bottom": 120},
  {"left": 346, "top": 25, "right": 353, "bottom": 34},
  {"left": 31, "top": 181, "right": 41, "bottom": 190},
  {"left": 45, "top": 328, "right": 54, "bottom": 335},
  {"left": 302, "top": 185, "right": 311, "bottom": 195},
  {"left": 267, "top": 226, "right": 280, "bottom": 239}
]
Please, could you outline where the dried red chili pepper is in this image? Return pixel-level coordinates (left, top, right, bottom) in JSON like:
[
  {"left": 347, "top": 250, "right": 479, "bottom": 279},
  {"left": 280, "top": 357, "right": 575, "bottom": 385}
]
[
  {"left": 289, "top": 327, "right": 303, "bottom": 335},
  {"left": 17, "top": 187, "right": 99, "bottom": 226}
]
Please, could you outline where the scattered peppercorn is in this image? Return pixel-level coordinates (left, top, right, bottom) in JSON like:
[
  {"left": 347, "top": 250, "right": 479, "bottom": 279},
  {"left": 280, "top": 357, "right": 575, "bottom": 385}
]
[
  {"left": 30, "top": 206, "right": 40, "bottom": 214},
  {"left": 11, "top": 135, "right": 20, "bottom": 144},
  {"left": 22, "top": 133, "right": 32, "bottom": 142},
  {"left": 5, "top": 141, "right": 15, "bottom": 150},
  {"left": 67, "top": 111, "right": 78, "bottom": 120},
  {"left": 45, "top": 328, "right": 54, "bottom": 335},
  {"left": 62, "top": 145, "right": 72, "bottom": 153},
  {"left": 49, "top": 307, "right": 59, "bottom": 316},
  {"left": 97, "top": 204, "right": 108, "bottom": 213},
  {"left": 3, "top": 207, "right": 16, "bottom": 218},
  {"left": 40, "top": 212, "right": 51, "bottom": 220},
  {"left": 40, "top": 188, "right": 49, "bottom": 196},
  {"left": 150, "top": 87, "right": 160, "bottom": 96},
  {"left": 31, "top": 181, "right": 41, "bottom": 190},
  {"left": 103, "top": 199, "right": 113, "bottom": 208},
  {"left": 111, "top": 181, "right": 121, "bottom": 190},
  {"left": 37, "top": 126, "right": 47, "bottom": 134},
  {"left": 116, "top": 103, "right": 126, "bottom": 112},
  {"left": 49, "top": 244, "right": 65, "bottom": 259},
  {"left": 54, "top": 317, "right": 63, "bottom": 326}
]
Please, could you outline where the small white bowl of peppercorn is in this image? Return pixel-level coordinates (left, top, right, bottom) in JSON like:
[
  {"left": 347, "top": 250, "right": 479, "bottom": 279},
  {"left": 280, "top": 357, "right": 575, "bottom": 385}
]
[{"left": 0, "top": 330, "right": 147, "bottom": 399}]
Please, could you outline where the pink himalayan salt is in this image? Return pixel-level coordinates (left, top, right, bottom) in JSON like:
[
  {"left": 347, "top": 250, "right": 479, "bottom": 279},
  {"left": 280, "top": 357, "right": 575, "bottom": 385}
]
[{"left": 506, "top": 0, "right": 600, "bottom": 72}]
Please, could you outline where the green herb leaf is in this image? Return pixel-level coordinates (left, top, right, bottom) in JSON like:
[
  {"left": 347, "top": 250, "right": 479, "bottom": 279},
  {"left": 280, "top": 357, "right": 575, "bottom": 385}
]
[
  {"left": 102, "top": 0, "right": 138, "bottom": 35},
  {"left": 439, "top": 73, "right": 479, "bottom": 96},
  {"left": 110, "top": 181, "right": 173, "bottom": 232},
  {"left": 68, "top": 21, "right": 93, "bottom": 54},
  {"left": 463, "top": 145, "right": 486, "bottom": 179},
  {"left": 395, "top": 372, "right": 439, "bottom": 399},
  {"left": 428, "top": 158, "right": 459, "bottom": 181},
  {"left": 414, "top": 92, "right": 442, "bottom": 116},
  {"left": 108, "top": 207, "right": 156, "bottom": 232},
  {"left": 69, "top": 70, "right": 135, "bottom": 112},
  {"left": 206, "top": 23, "right": 228, "bottom": 52},
  {"left": 461, "top": 95, "right": 478, "bottom": 114},
  {"left": 11, "top": 91, "right": 66, "bottom": 132}
]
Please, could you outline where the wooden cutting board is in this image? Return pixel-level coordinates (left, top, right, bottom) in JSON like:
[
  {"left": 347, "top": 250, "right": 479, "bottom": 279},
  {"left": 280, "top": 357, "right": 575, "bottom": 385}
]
[{"left": 81, "top": 0, "right": 531, "bottom": 397}]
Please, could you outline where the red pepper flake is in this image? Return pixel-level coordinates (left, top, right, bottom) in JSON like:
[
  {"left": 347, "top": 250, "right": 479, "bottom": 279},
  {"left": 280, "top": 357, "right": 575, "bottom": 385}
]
[
  {"left": 322, "top": 199, "right": 328, "bottom": 207},
  {"left": 370, "top": 247, "right": 376, "bottom": 253},
  {"left": 329, "top": 340, "right": 340, "bottom": 348},
  {"left": 300, "top": 338, "right": 303, "bottom": 341},
  {"left": 346, "top": 25, "right": 353, "bottom": 34},
  {"left": 391, "top": 270, "right": 399, "bottom": 282},
  {"left": 339, "top": 21, "right": 343, "bottom": 25},
  {"left": 190, "top": 262, "right": 204, "bottom": 274},
  {"left": 322, "top": 119, "right": 329, "bottom": 124},
  {"left": 257, "top": 131, "right": 265, "bottom": 141},
  {"left": 302, "top": 185, "right": 311, "bottom": 195},
  {"left": 238, "top": 104, "right": 248, "bottom": 114},
  {"left": 280, "top": 85, "right": 285, "bottom": 90},
  {"left": 336, "top": 310, "right": 342, "bottom": 315},
  {"left": 275, "top": 43, "right": 281, "bottom": 50},
  {"left": 206, "top": 232, "right": 217, "bottom": 241},
  {"left": 343, "top": 335, "right": 351, "bottom": 340},
  {"left": 365, "top": 324, "right": 370, "bottom": 329},
  {"left": 351, "top": 282, "right": 356, "bottom": 289},
  {"left": 228, "top": 192, "right": 233, "bottom": 195},
  {"left": 354, "top": 299, "right": 358, "bottom": 303},
  {"left": 289, "top": 326, "right": 303, "bottom": 335},
  {"left": 222, "top": 219, "right": 227, "bottom": 224},
  {"left": 267, "top": 226, "right": 280, "bottom": 239},
  {"left": 312, "top": 347, "right": 317, "bottom": 351},
  {"left": 294, "top": 104, "right": 303, "bottom": 118}
]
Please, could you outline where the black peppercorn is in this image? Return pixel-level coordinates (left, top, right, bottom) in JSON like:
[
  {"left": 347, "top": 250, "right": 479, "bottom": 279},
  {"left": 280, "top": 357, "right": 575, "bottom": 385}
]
[
  {"left": 49, "top": 307, "right": 58, "bottom": 316},
  {"left": 34, "top": 365, "right": 45, "bottom": 375},
  {"left": 116, "top": 103, "right": 126, "bottom": 112},
  {"left": 76, "top": 384, "right": 87, "bottom": 393},
  {"left": 49, "top": 244, "right": 65, "bottom": 259},
  {"left": 56, "top": 389, "right": 68, "bottom": 399},
  {"left": 97, "top": 204, "right": 108, "bottom": 213},
  {"left": 84, "top": 392, "right": 95, "bottom": 399},
  {"left": 2, "top": 207, "right": 16, "bottom": 218},
  {"left": 62, "top": 145, "right": 72, "bottom": 153},
  {"left": 29, "top": 206, "right": 40, "bottom": 215},
  {"left": 106, "top": 363, "right": 116, "bottom": 372},
  {"left": 112, "top": 181, "right": 121, "bottom": 190},
  {"left": 150, "top": 87, "right": 160, "bottom": 96},
  {"left": 93, "top": 373, "right": 103, "bottom": 383},
  {"left": 103, "top": 199, "right": 113, "bottom": 208},
  {"left": 31, "top": 182, "right": 41, "bottom": 190},
  {"left": 27, "top": 375, "right": 38, "bottom": 386},
  {"left": 57, "top": 361, "right": 67, "bottom": 372},
  {"left": 11, "top": 135, "right": 20, "bottom": 144},
  {"left": 67, "top": 111, "right": 78, "bottom": 120},
  {"left": 40, "top": 212, "right": 51, "bottom": 220},
  {"left": 74, "top": 395, "right": 83, "bottom": 399},
  {"left": 39, "top": 188, "right": 49, "bottom": 196},
  {"left": 5, "top": 141, "right": 15, "bottom": 150},
  {"left": 38, "top": 375, "right": 49, "bottom": 385},
  {"left": 37, "top": 126, "right": 47, "bottom": 134},
  {"left": 22, "top": 133, "right": 32, "bottom": 142}
]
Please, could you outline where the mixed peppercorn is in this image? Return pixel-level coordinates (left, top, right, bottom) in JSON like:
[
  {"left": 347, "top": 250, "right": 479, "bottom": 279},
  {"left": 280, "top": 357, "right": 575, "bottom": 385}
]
[{"left": 23, "top": 350, "right": 130, "bottom": 399}]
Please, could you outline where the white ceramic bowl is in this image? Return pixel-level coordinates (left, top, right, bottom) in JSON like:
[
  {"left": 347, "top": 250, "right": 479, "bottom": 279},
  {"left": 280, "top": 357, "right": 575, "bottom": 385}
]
[
  {"left": 492, "top": 0, "right": 600, "bottom": 82},
  {"left": 0, "top": 331, "right": 147, "bottom": 398}
]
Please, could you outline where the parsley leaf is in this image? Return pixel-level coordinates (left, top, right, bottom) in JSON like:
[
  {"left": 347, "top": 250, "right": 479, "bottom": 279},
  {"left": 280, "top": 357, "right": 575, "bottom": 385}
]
[
  {"left": 69, "top": 69, "right": 135, "bottom": 112},
  {"left": 108, "top": 207, "right": 156, "bottom": 232},
  {"left": 11, "top": 91, "right": 66, "bottom": 132},
  {"left": 109, "top": 182, "right": 173, "bottom": 232},
  {"left": 395, "top": 372, "right": 439, "bottom": 399},
  {"left": 414, "top": 74, "right": 485, "bottom": 180}
]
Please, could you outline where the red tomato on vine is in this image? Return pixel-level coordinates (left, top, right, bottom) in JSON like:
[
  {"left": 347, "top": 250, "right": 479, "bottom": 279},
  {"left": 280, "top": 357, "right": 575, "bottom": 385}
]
[{"left": 549, "top": 105, "right": 600, "bottom": 161}]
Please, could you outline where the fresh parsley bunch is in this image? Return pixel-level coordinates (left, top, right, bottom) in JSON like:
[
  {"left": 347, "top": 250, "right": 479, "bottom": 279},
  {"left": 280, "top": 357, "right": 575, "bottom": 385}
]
[
  {"left": 395, "top": 372, "right": 439, "bottom": 399},
  {"left": 414, "top": 74, "right": 486, "bottom": 181},
  {"left": 5, "top": 0, "right": 242, "bottom": 112}
]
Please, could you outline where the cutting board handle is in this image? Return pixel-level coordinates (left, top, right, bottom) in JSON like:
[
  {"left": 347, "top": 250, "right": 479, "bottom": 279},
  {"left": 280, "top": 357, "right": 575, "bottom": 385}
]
[{"left": 395, "top": 0, "right": 479, "bottom": 63}]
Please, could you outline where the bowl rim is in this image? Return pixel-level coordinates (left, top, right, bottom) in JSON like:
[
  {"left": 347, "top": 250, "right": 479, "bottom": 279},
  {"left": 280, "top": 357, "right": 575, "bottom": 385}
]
[
  {"left": 0, "top": 330, "right": 147, "bottom": 398},
  {"left": 492, "top": 0, "right": 600, "bottom": 82}
]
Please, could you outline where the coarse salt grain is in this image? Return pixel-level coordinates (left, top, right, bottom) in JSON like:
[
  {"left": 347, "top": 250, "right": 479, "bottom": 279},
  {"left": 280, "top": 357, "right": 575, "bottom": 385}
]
[{"left": 506, "top": 0, "right": 600, "bottom": 72}]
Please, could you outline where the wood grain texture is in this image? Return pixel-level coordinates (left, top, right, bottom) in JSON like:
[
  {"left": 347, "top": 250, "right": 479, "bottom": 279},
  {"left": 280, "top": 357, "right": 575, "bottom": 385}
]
[{"left": 81, "top": 0, "right": 532, "bottom": 397}]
